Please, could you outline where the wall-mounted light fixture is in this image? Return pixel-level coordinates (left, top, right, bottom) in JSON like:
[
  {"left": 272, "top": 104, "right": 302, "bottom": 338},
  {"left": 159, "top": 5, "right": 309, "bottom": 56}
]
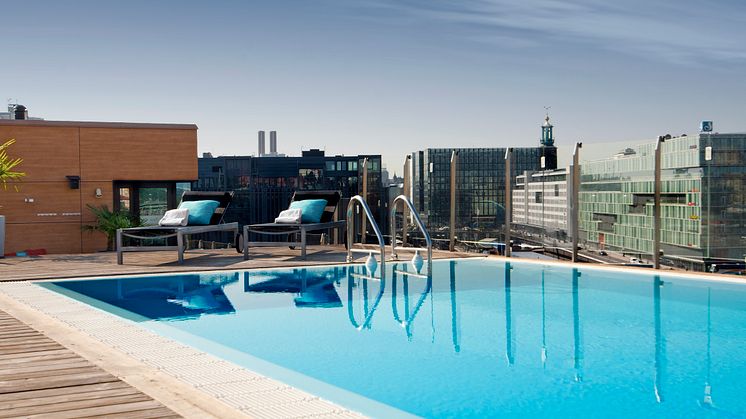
[
  {"left": 95, "top": 188, "right": 103, "bottom": 198},
  {"left": 66, "top": 176, "right": 80, "bottom": 189}
]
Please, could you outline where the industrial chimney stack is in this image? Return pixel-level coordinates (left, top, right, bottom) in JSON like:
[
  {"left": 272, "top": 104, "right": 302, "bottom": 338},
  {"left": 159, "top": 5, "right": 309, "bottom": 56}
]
[
  {"left": 257, "top": 131, "right": 266, "bottom": 156},
  {"left": 269, "top": 131, "right": 277, "bottom": 154}
]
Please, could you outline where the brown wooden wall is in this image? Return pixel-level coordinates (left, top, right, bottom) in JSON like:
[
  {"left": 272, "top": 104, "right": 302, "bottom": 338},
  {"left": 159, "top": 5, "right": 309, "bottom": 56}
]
[{"left": 0, "top": 120, "right": 197, "bottom": 255}]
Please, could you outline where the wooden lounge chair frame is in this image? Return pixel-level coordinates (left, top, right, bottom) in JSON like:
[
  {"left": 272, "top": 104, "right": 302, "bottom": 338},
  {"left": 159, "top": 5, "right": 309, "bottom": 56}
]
[
  {"left": 243, "top": 190, "right": 346, "bottom": 260},
  {"left": 116, "top": 191, "right": 239, "bottom": 265}
]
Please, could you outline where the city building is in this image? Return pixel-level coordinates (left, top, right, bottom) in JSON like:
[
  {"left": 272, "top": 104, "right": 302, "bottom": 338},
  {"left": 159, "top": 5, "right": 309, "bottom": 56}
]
[
  {"left": 513, "top": 167, "right": 570, "bottom": 240},
  {"left": 578, "top": 131, "right": 746, "bottom": 270},
  {"left": 195, "top": 150, "right": 383, "bottom": 231},
  {"left": 409, "top": 116, "right": 558, "bottom": 242},
  {"left": 0, "top": 116, "right": 197, "bottom": 254}
]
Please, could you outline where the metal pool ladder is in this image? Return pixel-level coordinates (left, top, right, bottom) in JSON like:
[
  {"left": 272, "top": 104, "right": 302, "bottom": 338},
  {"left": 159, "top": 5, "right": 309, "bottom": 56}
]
[
  {"left": 390, "top": 194, "right": 433, "bottom": 276},
  {"left": 346, "top": 195, "right": 386, "bottom": 275}
]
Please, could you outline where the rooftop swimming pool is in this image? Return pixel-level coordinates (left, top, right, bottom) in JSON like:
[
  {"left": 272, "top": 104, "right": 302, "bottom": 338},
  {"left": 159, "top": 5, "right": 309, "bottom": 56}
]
[{"left": 42, "top": 259, "right": 746, "bottom": 418}]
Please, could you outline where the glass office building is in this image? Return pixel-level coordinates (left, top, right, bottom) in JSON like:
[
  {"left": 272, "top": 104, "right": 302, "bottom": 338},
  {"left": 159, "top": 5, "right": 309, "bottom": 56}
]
[
  {"left": 411, "top": 146, "right": 555, "bottom": 242},
  {"left": 579, "top": 133, "right": 746, "bottom": 269},
  {"left": 409, "top": 117, "right": 558, "bottom": 244}
]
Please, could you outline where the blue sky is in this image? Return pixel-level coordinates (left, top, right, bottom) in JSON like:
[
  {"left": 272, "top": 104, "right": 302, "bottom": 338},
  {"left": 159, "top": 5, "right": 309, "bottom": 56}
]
[{"left": 2, "top": 0, "right": 744, "bottom": 170}]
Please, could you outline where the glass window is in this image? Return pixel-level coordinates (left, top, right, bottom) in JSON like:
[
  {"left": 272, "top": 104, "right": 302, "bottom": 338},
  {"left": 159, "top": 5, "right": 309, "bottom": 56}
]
[
  {"left": 337, "top": 161, "right": 342, "bottom": 171},
  {"left": 118, "top": 188, "right": 131, "bottom": 212},
  {"left": 326, "top": 161, "right": 335, "bottom": 172}
]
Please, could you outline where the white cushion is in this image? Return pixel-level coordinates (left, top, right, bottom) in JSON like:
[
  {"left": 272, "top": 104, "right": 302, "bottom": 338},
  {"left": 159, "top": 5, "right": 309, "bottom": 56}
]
[{"left": 159, "top": 208, "right": 189, "bottom": 226}]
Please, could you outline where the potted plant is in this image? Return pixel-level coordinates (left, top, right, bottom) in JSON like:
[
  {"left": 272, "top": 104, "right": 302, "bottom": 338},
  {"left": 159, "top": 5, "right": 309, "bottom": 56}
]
[
  {"left": 83, "top": 205, "right": 141, "bottom": 251},
  {"left": 0, "top": 139, "right": 25, "bottom": 258}
]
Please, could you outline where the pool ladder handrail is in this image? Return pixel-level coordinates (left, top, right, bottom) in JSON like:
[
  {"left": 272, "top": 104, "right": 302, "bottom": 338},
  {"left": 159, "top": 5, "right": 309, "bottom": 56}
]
[
  {"left": 346, "top": 195, "right": 386, "bottom": 274},
  {"left": 390, "top": 195, "right": 433, "bottom": 276}
]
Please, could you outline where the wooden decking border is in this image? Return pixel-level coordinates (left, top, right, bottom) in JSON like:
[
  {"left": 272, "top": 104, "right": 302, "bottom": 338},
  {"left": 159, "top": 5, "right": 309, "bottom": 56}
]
[{"left": 0, "top": 309, "right": 180, "bottom": 419}]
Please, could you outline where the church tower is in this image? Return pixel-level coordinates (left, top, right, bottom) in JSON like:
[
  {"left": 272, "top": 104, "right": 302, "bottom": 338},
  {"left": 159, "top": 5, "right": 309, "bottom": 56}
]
[
  {"left": 540, "top": 113, "right": 558, "bottom": 170},
  {"left": 541, "top": 115, "right": 554, "bottom": 147}
]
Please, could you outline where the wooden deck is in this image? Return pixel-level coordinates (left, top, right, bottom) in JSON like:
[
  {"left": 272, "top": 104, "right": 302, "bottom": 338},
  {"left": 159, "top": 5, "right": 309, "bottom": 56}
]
[
  {"left": 0, "top": 245, "right": 477, "bottom": 282},
  {"left": 0, "top": 309, "right": 179, "bottom": 419}
]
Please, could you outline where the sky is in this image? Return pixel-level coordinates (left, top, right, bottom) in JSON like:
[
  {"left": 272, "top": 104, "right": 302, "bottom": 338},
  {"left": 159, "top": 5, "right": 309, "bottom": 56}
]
[{"left": 2, "top": 0, "right": 745, "bottom": 171}]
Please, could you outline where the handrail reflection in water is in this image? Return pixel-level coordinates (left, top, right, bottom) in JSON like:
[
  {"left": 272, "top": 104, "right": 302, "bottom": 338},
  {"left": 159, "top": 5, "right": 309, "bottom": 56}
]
[
  {"left": 391, "top": 264, "right": 433, "bottom": 341},
  {"left": 347, "top": 266, "right": 386, "bottom": 330}
]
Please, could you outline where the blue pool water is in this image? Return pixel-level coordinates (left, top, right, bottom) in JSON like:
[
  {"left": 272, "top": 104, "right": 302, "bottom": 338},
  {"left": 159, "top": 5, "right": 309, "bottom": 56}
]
[{"left": 42, "top": 259, "right": 746, "bottom": 418}]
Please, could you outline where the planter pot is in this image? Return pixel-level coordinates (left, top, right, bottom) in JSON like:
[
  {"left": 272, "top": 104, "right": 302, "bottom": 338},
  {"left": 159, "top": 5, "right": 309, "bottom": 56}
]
[{"left": 0, "top": 215, "right": 5, "bottom": 258}]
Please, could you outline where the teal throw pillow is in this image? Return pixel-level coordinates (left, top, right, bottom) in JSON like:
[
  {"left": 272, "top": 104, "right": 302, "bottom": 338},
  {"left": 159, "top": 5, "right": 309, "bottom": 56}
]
[
  {"left": 289, "top": 199, "right": 328, "bottom": 223},
  {"left": 178, "top": 200, "right": 220, "bottom": 225}
]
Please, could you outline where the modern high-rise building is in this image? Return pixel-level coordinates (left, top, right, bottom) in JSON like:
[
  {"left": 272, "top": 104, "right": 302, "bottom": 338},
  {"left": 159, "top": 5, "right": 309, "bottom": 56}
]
[
  {"left": 409, "top": 117, "right": 557, "bottom": 242},
  {"left": 578, "top": 132, "right": 746, "bottom": 270}
]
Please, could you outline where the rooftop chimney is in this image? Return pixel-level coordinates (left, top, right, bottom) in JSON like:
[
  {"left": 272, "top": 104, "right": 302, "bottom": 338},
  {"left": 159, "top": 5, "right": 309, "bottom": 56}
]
[
  {"left": 258, "top": 131, "right": 266, "bottom": 156},
  {"left": 269, "top": 131, "right": 277, "bottom": 154}
]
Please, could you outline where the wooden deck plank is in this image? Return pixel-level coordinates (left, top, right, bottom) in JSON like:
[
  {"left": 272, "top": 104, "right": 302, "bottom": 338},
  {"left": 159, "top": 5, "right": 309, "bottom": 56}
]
[
  {"left": 15, "top": 399, "right": 169, "bottom": 419},
  {"left": 0, "top": 365, "right": 104, "bottom": 381},
  {"left": 0, "top": 393, "right": 153, "bottom": 417},
  {"left": 0, "top": 381, "right": 131, "bottom": 402},
  {"left": 0, "top": 359, "right": 91, "bottom": 375},
  {"left": 0, "top": 343, "right": 64, "bottom": 355},
  {"left": 78, "top": 407, "right": 182, "bottom": 419},
  {"left": 0, "top": 386, "right": 142, "bottom": 410},
  {"left": 0, "top": 370, "right": 119, "bottom": 394},
  {"left": 0, "top": 349, "right": 77, "bottom": 363}
]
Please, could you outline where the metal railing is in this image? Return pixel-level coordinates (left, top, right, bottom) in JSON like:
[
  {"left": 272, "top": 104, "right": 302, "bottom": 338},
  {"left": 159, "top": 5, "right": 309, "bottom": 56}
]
[
  {"left": 390, "top": 195, "right": 432, "bottom": 276},
  {"left": 346, "top": 195, "right": 386, "bottom": 275}
]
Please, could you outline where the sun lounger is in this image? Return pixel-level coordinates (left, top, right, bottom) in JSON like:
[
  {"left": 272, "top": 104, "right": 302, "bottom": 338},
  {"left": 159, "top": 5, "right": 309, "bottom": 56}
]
[
  {"left": 243, "top": 190, "right": 346, "bottom": 260},
  {"left": 116, "top": 191, "right": 239, "bottom": 265}
]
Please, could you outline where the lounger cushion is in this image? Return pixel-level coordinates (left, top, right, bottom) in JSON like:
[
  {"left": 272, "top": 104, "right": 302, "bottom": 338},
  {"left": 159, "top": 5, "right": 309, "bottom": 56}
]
[
  {"left": 178, "top": 200, "right": 220, "bottom": 225},
  {"left": 289, "top": 199, "right": 327, "bottom": 223}
]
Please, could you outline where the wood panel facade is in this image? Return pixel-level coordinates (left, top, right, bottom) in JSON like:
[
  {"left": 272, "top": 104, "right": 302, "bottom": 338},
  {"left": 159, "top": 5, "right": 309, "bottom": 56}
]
[{"left": 0, "top": 120, "right": 197, "bottom": 255}]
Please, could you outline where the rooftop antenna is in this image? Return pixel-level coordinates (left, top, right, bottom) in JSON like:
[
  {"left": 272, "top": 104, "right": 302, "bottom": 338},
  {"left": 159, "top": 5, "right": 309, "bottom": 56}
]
[{"left": 543, "top": 105, "right": 551, "bottom": 118}]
